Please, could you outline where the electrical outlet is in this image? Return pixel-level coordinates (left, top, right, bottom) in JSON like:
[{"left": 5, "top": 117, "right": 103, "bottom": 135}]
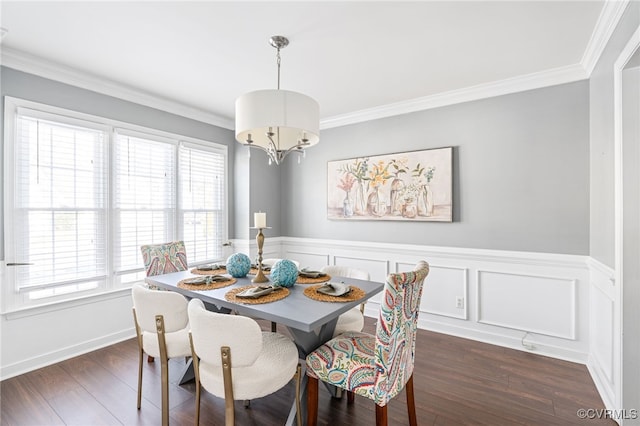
[{"left": 455, "top": 296, "right": 464, "bottom": 309}]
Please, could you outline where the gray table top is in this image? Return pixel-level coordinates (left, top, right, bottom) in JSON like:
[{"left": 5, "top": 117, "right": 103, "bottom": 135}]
[{"left": 145, "top": 271, "right": 384, "bottom": 333}]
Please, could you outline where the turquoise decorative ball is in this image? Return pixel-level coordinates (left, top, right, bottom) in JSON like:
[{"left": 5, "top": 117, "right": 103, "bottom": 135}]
[
  {"left": 270, "top": 259, "right": 299, "bottom": 287},
  {"left": 226, "top": 253, "right": 251, "bottom": 278}
]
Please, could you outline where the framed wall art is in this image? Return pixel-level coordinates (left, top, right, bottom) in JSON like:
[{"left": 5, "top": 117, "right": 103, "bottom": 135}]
[{"left": 327, "top": 147, "right": 453, "bottom": 222}]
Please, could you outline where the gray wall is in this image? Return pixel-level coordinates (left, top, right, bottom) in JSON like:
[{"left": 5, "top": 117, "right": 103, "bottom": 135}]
[
  {"left": 233, "top": 143, "right": 282, "bottom": 241},
  {"left": 282, "top": 81, "right": 590, "bottom": 255},
  {"left": 0, "top": 66, "right": 236, "bottom": 260}
]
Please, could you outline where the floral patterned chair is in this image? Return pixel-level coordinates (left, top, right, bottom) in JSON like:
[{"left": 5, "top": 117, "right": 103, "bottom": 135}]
[
  {"left": 139, "top": 241, "right": 189, "bottom": 363},
  {"left": 305, "top": 260, "right": 430, "bottom": 426},
  {"left": 140, "top": 240, "right": 189, "bottom": 277}
]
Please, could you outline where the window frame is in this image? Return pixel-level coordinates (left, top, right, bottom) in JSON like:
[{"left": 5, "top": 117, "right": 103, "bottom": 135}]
[{"left": 2, "top": 96, "right": 229, "bottom": 313}]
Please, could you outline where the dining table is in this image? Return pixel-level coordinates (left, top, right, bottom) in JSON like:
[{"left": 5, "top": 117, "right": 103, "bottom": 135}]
[{"left": 145, "top": 268, "right": 384, "bottom": 425}]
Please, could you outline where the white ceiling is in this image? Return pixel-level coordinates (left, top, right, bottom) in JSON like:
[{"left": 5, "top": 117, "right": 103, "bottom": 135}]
[{"left": 0, "top": 1, "right": 609, "bottom": 130}]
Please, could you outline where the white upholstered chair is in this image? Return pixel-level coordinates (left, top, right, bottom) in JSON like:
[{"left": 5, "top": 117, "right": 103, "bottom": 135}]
[
  {"left": 131, "top": 284, "right": 192, "bottom": 426},
  {"left": 321, "top": 265, "right": 370, "bottom": 337},
  {"left": 187, "top": 298, "right": 302, "bottom": 426}
]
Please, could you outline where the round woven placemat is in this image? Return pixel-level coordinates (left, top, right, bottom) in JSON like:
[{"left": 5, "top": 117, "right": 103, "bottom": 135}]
[
  {"left": 178, "top": 277, "right": 236, "bottom": 291},
  {"left": 225, "top": 285, "right": 290, "bottom": 305},
  {"left": 190, "top": 267, "right": 226, "bottom": 275},
  {"left": 296, "top": 274, "right": 331, "bottom": 284},
  {"left": 303, "top": 284, "right": 365, "bottom": 303}
]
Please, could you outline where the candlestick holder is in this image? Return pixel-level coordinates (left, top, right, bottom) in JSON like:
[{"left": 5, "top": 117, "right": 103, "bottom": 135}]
[{"left": 252, "top": 227, "right": 270, "bottom": 283}]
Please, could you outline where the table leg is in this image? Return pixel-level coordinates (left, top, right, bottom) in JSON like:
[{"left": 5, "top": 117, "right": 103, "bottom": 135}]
[{"left": 285, "top": 318, "right": 339, "bottom": 425}]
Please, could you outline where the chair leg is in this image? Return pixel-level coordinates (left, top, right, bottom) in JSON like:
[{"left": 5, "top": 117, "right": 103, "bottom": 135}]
[
  {"left": 271, "top": 321, "right": 277, "bottom": 332},
  {"left": 294, "top": 364, "right": 302, "bottom": 426},
  {"left": 137, "top": 346, "right": 144, "bottom": 410},
  {"left": 406, "top": 374, "right": 417, "bottom": 426},
  {"left": 307, "top": 375, "right": 319, "bottom": 426},
  {"left": 156, "top": 315, "right": 169, "bottom": 426},
  {"left": 347, "top": 390, "right": 355, "bottom": 404},
  {"left": 189, "top": 333, "right": 201, "bottom": 426},
  {"left": 221, "top": 346, "right": 235, "bottom": 426},
  {"left": 133, "top": 309, "right": 143, "bottom": 410},
  {"left": 375, "top": 403, "right": 388, "bottom": 426},
  {"left": 194, "top": 380, "right": 201, "bottom": 426}
]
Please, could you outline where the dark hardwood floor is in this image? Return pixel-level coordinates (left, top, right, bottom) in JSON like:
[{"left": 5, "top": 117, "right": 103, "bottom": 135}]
[{"left": 1, "top": 318, "right": 614, "bottom": 425}]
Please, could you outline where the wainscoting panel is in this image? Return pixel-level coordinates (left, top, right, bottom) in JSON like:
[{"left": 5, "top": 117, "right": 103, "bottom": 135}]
[
  {"left": 591, "top": 284, "right": 614, "bottom": 382},
  {"left": 278, "top": 237, "right": 591, "bottom": 364},
  {"left": 422, "top": 265, "right": 468, "bottom": 320},
  {"left": 476, "top": 270, "right": 576, "bottom": 339},
  {"left": 586, "top": 258, "right": 617, "bottom": 412},
  {"left": 290, "top": 251, "right": 330, "bottom": 271}
]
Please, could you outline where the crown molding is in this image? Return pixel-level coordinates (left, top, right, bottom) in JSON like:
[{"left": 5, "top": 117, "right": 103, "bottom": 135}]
[
  {"left": 320, "top": 63, "right": 588, "bottom": 129},
  {"left": 320, "top": 0, "right": 629, "bottom": 130},
  {"left": 2, "top": 0, "right": 628, "bottom": 135},
  {"left": 0, "top": 47, "right": 234, "bottom": 130},
  {"left": 581, "top": 0, "right": 631, "bottom": 76}
]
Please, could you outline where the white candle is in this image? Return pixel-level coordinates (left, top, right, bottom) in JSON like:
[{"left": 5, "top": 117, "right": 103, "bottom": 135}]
[{"left": 254, "top": 212, "right": 267, "bottom": 228}]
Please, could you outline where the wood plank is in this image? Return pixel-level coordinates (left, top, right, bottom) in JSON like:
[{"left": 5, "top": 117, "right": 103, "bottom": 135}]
[
  {"left": 0, "top": 376, "right": 65, "bottom": 426},
  {"left": 0, "top": 318, "right": 615, "bottom": 426}
]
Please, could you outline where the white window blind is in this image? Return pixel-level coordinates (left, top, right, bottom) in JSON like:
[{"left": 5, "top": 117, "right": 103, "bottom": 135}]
[
  {"left": 3, "top": 98, "right": 228, "bottom": 312},
  {"left": 179, "top": 143, "right": 226, "bottom": 264},
  {"left": 11, "top": 112, "right": 108, "bottom": 297},
  {"left": 113, "top": 132, "right": 176, "bottom": 275}
]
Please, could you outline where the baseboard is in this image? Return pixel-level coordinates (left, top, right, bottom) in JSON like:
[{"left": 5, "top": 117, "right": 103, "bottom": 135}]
[
  {"left": 0, "top": 327, "right": 136, "bottom": 381},
  {"left": 588, "top": 355, "right": 617, "bottom": 411}
]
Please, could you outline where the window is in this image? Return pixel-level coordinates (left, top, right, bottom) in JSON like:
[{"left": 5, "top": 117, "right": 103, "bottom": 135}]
[{"left": 3, "top": 98, "right": 228, "bottom": 312}]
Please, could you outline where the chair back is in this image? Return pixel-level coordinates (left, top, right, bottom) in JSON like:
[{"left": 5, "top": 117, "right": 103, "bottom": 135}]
[
  {"left": 321, "top": 265, "right": 370, "bottom": 281},
  {"left": 132, "top": 284, "right": 189, "bottom": 333},
  {"left": 372, "top": 260, "right": 429, "bottom": 406},
  {"left": 188, "top": 299, "right": 263, "bottom": 367},
  {"left": 140, "top": 241, "right": 188, "bottom": 276}
]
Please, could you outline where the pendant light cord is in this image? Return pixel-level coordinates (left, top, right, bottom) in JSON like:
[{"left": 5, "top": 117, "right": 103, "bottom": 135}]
[{"left": 276, "top": 47, "right": 281, "bottom": 90}]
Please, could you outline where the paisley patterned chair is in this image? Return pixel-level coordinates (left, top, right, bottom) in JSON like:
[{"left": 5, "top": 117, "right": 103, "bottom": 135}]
[
  {"left": 305, "top": 260, "right": 430, "bottom": 426},
  {"left": 140, "top": 240, "right": 189, "bottom": 277},
  {"left": 139, "top": 241, "right": 189, "bottom": 363}
]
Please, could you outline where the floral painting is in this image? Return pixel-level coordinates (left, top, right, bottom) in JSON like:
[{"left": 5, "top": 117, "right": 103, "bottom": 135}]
[{"left": 327, "top": 147, "right": 453, "bottom": 222}]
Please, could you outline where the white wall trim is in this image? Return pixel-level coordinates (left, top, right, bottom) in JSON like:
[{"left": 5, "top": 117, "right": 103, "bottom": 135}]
[
  {"left": 320, "top": 64, "right": 588, "bottom": 129},
  {"left": 0, "top": 47, "right": 234, "bottom": 129},
  {"left": 1, "top": 328, "right": 135, "bottom": 380},
  {"left": 476, "top": 270, "right": 577, "bottom": 340},
  {"left": 1, "top": 1, "right": 626, "bottom": 132},
  {"left": 581, "top": 0, "right": 632, "bottom": 76},
  {"left": 612, "top": 22, "right": 640, "bottom": 420},
  {"left": 586, "top": 257, "right": 617, "bottom": 412},
  {"left": 279, "top": 237, "right": 591, "bottom": 364}
]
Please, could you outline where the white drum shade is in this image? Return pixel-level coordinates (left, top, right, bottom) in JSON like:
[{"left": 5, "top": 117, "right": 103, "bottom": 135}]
[{"left": 235, "top": 89, "right": 320, "bottom": 151}]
